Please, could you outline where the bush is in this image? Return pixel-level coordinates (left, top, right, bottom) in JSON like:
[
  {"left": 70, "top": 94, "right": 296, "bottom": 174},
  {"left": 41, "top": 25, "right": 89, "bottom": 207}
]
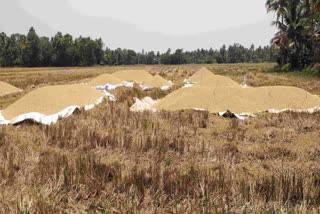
[
  {"left": 281, "top": 64, "right": 291, "bottom": 72},
  {"left": 301, "top": 64, "right": 320, "bottom": 75}
]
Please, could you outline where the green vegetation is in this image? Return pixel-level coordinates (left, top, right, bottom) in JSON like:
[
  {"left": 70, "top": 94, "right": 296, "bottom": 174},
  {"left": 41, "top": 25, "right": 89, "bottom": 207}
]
[
  {"left": 266, "top": 0, "right": 320, "bottom": 68},
  {"left": 0, "top": 28, "right": 277, "bottom": 67},
  {"left": 266, "top": 63, "right": 320, "bottom": 76}
]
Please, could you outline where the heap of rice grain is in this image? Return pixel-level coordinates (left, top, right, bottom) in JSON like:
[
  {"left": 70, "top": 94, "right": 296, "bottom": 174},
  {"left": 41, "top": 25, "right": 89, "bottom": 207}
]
[
  {"left": 112, "top": 70, "right": 154, "bottom": 83},
  {"left": 142, "top": 75, "right": 172, "bottom": 87},
  {"left": 88, "top": 74, "right": 123, "bottom": 87},
  {"left": 0, "top": 81, "right": 22, "bottom": 96},
  {"left": 152, "top": 85, "right": 320, "bottom": 114},
  {"left": 1, "top": 84, "right": 103, "bottom": 121},
  {"left": 187, "top": 67, "right": 215, "bottom": 83},
  {"left": 187, "top": 68, "right": 240, "bottom": 88}
]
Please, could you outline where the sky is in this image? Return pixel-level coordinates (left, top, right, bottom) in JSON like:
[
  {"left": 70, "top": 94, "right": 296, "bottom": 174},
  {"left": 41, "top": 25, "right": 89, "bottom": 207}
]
[
  {"left": 69, "top": 0, "right": 269, "bottom": 35},
  {"left": 0, "top": 0, "right": 277, "bottom": 52}
]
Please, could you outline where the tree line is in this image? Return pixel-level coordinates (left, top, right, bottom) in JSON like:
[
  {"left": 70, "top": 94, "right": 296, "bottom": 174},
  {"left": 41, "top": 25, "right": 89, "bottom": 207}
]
[
  {"left": 0, "top": 28, "right": 104, "bottom": 67},
  {"left": 266, "top": 0, "right": 320, "bottom": 68},
  {"left": 0, "top": 27, "right": 278, "bottom": 67}
]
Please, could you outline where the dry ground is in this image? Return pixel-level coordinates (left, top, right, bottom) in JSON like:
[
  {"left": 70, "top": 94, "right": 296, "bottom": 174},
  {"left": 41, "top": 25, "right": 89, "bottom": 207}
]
[{"left": 0, "top": 63, "right": 320, "bottom": 213}]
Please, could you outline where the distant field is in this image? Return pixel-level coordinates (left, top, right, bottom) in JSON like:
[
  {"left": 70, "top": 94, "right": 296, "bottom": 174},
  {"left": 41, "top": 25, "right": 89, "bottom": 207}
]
[
  {"left": 1, "top": 63, "right": 320, "bottom": 109},
  {"left": 0, "top": 63, "right": 320, "bottom": 213}
]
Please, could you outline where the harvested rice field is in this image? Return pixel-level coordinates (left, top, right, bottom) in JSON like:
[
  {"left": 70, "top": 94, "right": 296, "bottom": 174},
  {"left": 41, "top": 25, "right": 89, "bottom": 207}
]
[{"left": 1, "top": 63, "right": 320, "bottom": 213}]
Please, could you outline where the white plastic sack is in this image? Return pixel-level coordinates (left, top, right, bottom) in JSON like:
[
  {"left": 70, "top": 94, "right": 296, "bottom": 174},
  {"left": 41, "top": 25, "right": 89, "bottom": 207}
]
[{"left": 130, "top": 97, "right": 158, "bottom": 112}]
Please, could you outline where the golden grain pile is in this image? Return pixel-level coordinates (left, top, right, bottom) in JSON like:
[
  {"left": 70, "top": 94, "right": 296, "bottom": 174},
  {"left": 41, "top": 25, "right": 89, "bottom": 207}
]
[
  {"left": 187, "top": 67, "right": 240, "bottom": 88},
  {"left": 88, "top": 74, "right": 123, "bottom": 86},
  {"left": 152, "top": 85, "right": 320, "bottom": 114},
  {"left": 142, "top": 74, "right": 172, "bottom": 87},
  {"left": 187, "top": 67, "right": 215, "bottom": 83},
  {"left": 112, "top": 70, "right": 154, "bottom": 83},
  {"left": 152, "top": 68, "right": 320, "bottom": 114},
  {"left": 1, "top": 84, "right": 103, "bottom": 120},
  {"left": 0, "top": 81, "right": 22, "bottom": 96}
]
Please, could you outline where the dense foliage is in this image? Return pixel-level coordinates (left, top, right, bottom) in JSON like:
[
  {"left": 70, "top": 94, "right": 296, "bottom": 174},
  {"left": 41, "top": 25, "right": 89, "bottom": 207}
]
[
  {"left": 266, "top": 0, "right": 320, "bottom": 68},
  {"left": 0, "top": 28, "right": 277, "bottom": 67}
]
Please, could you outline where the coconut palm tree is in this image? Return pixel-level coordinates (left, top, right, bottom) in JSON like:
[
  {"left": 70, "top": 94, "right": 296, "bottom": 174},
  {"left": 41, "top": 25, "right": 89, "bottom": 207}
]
[
  {"left": 267, "top": 0, "right": 319, "bottom": 67},
  {"left": 266, "top": 0, "right": 287, "bottom": 23}
]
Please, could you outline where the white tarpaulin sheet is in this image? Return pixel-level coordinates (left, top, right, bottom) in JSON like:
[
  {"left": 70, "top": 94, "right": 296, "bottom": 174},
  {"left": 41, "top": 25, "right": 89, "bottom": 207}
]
[
  {"left": 140, "top": 82, "right": 173, "bottom": 91},
  {"left": 268, "top": 105, "right": 320, "bottom": 114},
  {"left": 183, "top": 83, "right": 194, "bottom": 88},
  {"left": 103, "top": 90, "right": 116, "bottom": 101},
  {"left": 140, "top": 85, "right": 154, "bottom": 91},
  {"left": 161, "top": 86, "right": 171, "bottom": 91},
  {"left": 122, "top": 81, "right": 134, "bottom": 88},
  {"left": 85, "top": 81, "right": 134, "bottom": 90},
  {"left": 93, "top": 83, "right": 123, "bottom": 91},
  {"left": 140, "top": 85, "right": 173, "bottom": 91}
]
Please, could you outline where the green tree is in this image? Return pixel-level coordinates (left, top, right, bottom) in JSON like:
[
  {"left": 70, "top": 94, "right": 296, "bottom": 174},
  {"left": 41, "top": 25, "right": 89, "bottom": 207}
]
[
  {"left": 146, "top": 51, "right": 155, "bottom": 64},
  {"left": 77, "top": 37, "right": 97, "bottom": 66},
  {"left": 39, "top": 37, "right": 53, "bottom": 66},
  {"left": 110, "top": 50, "right": 119, "bottom": 65},
  {"left": 22, "top": 27, "right": 41, "bottom": 67},
  {"left": 219, "top": 45, "right": 227, "bottom": 63},
  {"left": 127, "top": 49, "right": 137, "bottom": 65},
  {"left": 0, "top": 33, "right": 7, "bottom": 66},
  {"left": 95, "top": 38, "right": 104, "bottom": 65},
  {"left": 267, "top": 0, "right": 320, "bottom": 68},
  {"left": 104, "top": 47, "right": 112, "bottom": 65},
  {"left": 51, "top": 32, "right": 74, "bottom": 66},
  {"left": 160, "top": 49, "right": 171, "bottom": 64}
]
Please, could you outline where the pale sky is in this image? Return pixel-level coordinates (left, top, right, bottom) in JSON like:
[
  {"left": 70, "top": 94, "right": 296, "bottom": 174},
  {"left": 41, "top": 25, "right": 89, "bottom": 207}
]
[
  {"left": 69, "top": 0, "right": 269, "bottom": 35},
  {"left": 0, "top": 0, "right": 277, "bottom": 52}
]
